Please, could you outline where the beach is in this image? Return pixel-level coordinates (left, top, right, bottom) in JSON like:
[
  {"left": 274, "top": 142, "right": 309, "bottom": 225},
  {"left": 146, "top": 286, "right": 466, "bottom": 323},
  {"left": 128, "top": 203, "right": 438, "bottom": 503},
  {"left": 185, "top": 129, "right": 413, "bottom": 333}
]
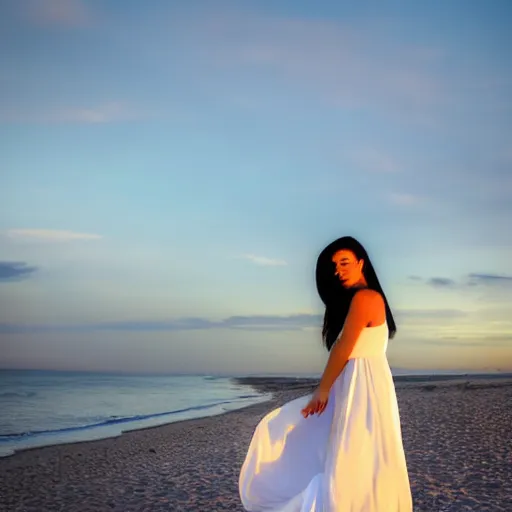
[{"left": 0, "top": 376, "right": 511, "bottom": 511}]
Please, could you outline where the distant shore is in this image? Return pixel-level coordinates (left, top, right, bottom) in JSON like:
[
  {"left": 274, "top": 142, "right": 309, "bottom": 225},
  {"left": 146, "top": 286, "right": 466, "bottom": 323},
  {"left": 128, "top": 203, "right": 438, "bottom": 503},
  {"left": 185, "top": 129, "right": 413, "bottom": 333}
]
[
  {"left": 1, "top": 375, "right": 511, "bottom": 511},
  {"left": 235, "top": 371, "right": 512, "bottom": 392}
]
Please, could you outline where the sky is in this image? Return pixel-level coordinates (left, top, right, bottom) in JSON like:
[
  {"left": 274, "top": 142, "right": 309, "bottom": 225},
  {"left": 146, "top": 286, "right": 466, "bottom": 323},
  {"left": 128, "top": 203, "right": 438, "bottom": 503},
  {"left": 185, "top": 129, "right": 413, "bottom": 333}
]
[{"left": 1, "top": 0, "right": 511, "bottom": 375}]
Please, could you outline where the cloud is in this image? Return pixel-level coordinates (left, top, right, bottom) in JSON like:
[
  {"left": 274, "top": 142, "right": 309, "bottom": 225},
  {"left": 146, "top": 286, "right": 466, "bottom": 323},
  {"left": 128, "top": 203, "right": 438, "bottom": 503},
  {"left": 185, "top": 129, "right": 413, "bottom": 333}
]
[
  {"left": 427, "top": 277, "right": 457, "bottom": 288},
  {"left": 0, "top": 102, "right": 147, "bottom": 125},
  {"left": 467, "top": 273, "right": 512, "bottom": 287},
  {"left": 5, "top": 229, "right": 102, "bottom": 242},
  {"left": 241, "top": 254, "right": 287, "bottom": 266},
  {"left": 388, "top": 193, "right": 424, "bottom": 206},
  {"left": 410, "top": 273, "right": 512, "bottom": 290},
  {"left": 407, "top": 273, "right": 512, "bottom": 290},
  {"left": 418, "top": 334, "right": 512, "bottom": 348},
  {"left": 100, "top": 314, "right": 320, "bottom": 332},
  {"left": 50, "top": 103, "right": 144, "bottom": 124},
  {"left": 349, "top": 149, "right": 401, "bottom": 174},
  {"left": 0, "top": 309, "right": 471, "bottom": 333},
  {"left": 0, "top": 262, "right": 38, "bottom": 282},
  {"left": 395, "top": 309, "right": 468, "bottom": 319},
  {"left": 22, "top": 0, "right": 90, "bottom": 27},
  {"left": 176, "top": 10, "right": 447, "bottom": 121},
  {"left": 224, "top": 314, "right": 319, "bottom": 330},
  {"left": 0, "top": 313, "right": 322, "bottom": 334}
]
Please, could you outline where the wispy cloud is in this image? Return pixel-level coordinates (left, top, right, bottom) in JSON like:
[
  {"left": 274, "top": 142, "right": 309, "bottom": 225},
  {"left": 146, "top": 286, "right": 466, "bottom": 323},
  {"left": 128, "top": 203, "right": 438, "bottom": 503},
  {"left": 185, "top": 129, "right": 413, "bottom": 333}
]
[
  {"left": 467, "top": 273, "right": 512, "bottom": 286},
  {"left": 396, "top": 309, "right": 468, "bottom": 320},
  {"left": 349, "top": 149, "right": 401, "bottom": 174},
  {"left": 23, "top": 0, "right": 90, "bottom": 27},
  {"left": 0, "top": 309, "right": 469, "bottom": 333},
  {"left": 0, "top": 262, "right": 38, "bottom": 282},
  {"left": 418, "top": 334, "right": 512, "bottom": 348},
  {"left": 102, "top": 314, "right": 319, "bottom": 332},
  {"left": 224, "top": 314, "right": 317, "bottom": 330},
  {"left": 0, "top": 313, "right": 320, "bottom": 334},
  {"left": 427, "top": 277, "right": 457, "bottom": 288},
  {"left": 241, "top": 254, "right": 288, "bottom": 266},
  {"left": 388, "top": 193, "right": 424, "bottom": 207},
  {"left": 411, "top": 274, "right": 512, "bottom": 289},
  {"left": 51, "top": 102, "right": 145, "bottom": 124},
  {"left": 176, "top": 10, "right": 447, "bottom": 120},
  {"left": 0, "top": 102, "right": 147, "bottom": 125},
  {"left": 5, "top": 229, "right": 102, "bottom": 242}
]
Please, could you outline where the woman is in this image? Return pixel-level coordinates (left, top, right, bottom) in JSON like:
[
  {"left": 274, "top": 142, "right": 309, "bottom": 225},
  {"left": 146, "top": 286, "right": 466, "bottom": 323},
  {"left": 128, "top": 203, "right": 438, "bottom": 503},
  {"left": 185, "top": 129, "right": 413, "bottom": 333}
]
[{"left": 239, "top": 236, "right": 412, "bottom": 511}]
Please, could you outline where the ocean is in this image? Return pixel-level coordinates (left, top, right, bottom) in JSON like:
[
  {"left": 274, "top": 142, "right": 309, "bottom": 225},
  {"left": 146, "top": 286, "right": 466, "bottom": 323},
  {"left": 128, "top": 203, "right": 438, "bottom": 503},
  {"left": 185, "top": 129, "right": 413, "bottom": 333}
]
[{"left": 0, "top": 370, "right": 271, "bottom": 457}]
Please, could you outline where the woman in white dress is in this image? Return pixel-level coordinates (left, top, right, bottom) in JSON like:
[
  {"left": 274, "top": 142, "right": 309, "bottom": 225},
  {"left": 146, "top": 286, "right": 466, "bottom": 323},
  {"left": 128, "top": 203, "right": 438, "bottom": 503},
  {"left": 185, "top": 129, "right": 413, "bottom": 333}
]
[{"left": 239, "top": 236, "right": 413, "bottom": 511}]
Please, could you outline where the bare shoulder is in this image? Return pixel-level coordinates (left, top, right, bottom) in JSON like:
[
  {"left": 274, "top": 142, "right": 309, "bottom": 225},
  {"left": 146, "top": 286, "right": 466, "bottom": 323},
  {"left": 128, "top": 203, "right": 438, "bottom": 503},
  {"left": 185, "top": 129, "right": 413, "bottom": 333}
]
[
  {"left": 351, "top": 289, "right": 385, "bottom": 321},
  {"left": 352, "top": 288, "right": 383, "bottom": 305},
  {"left": 344, "top": 288, "right": 385, "bottom": 331}
]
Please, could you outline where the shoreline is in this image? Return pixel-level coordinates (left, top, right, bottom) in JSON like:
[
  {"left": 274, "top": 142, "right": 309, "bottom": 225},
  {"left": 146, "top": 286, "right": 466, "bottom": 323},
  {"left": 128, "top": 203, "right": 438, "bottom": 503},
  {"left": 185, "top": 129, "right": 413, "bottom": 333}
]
[
  {"left": 0, "top": 379, "right": 276, "bottom": 460},
  {"left": 0, "top": 376, "right": 311, "bottom": 460},
  {"left": 0, "top": 395, "right": 277, "bottom": 460},
  {"left": 1, "top": 373, "right": 511, "bottom": 459},
  {"left": 0, "top": 380, "right": 318, "bottom": 511},
  {"left": 1, "top": 375, "right": 511, "bottom": 511}
]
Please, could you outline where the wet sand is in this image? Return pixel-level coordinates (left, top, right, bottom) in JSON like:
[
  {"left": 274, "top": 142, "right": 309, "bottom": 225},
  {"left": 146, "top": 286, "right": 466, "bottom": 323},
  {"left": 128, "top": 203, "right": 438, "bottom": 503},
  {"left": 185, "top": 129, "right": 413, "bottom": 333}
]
[{"left": 0, "top": 376, "right": 511, "bottom": 511}]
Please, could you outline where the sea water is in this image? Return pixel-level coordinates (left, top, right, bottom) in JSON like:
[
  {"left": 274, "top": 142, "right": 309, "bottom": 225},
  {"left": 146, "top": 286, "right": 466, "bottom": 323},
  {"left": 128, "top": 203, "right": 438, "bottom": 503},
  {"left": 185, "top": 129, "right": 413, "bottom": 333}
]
[{"left": 0, "top": 370, "right": 271, "bottom": 457}]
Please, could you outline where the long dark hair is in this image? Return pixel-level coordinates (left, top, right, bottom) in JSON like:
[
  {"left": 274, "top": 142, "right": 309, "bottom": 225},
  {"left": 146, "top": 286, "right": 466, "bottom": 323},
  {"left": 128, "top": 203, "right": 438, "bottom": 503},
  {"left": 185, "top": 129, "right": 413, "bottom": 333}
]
[{"left": 315, "top": 236, "right": 396, "bottom": 351}]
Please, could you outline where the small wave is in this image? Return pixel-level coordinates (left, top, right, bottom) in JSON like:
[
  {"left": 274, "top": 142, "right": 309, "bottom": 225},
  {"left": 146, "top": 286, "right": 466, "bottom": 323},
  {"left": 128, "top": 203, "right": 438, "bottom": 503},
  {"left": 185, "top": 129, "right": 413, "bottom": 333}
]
[
  {"left": 0, "top": 396, "right": 258, "bottom": 441},
  {"left": 0, "top": 391, "right": 37, "bottom": 398}
]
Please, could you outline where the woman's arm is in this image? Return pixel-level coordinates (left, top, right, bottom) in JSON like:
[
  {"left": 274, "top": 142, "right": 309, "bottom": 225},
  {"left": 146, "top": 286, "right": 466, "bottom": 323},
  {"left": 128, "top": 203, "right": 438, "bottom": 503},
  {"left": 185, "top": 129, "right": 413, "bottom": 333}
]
[
  {"left": 317, "top": 289, "right": 374, "bottom": 394},
  {"left": 302, "top": 289, "right": 382, "bottom": 418}
]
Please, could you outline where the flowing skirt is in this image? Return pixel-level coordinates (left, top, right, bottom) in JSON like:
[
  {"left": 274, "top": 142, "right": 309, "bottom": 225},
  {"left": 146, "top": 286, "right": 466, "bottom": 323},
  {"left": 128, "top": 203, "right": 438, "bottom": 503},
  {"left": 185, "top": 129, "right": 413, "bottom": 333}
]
[{"left": 239, "top": 356, "right": 413, "bottom": 511}]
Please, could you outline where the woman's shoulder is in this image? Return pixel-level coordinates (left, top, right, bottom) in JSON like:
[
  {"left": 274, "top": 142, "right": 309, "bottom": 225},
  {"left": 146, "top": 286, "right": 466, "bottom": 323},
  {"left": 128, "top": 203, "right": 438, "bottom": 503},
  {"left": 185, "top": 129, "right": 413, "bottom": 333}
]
[
  {"left": 353, "top": 288, "right": 383, "bottom": 302},
  {"left": 351, "top": 288, "right": 385, "bottom": 312}
]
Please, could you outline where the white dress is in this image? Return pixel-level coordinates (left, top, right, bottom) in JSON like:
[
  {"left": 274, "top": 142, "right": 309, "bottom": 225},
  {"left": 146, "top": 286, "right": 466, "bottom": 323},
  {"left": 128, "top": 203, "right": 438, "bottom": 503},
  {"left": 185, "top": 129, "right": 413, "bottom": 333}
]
[{"left": 239, "top": 323, "right": 413, "bottom": 511}]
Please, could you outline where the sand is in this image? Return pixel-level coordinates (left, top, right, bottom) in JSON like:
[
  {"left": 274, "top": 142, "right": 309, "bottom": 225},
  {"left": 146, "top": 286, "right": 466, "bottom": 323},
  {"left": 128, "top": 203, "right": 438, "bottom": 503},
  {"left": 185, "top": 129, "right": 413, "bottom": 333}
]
[{"left": 0, "top": 376, "right": 511, "bottom": 511}]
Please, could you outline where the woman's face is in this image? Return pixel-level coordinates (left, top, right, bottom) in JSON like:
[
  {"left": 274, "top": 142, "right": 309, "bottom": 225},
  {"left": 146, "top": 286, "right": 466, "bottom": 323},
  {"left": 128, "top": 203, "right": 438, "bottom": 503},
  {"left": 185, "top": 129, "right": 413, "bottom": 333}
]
[{"left": 332, "top": 249, "right": 364, "bottom": 288}]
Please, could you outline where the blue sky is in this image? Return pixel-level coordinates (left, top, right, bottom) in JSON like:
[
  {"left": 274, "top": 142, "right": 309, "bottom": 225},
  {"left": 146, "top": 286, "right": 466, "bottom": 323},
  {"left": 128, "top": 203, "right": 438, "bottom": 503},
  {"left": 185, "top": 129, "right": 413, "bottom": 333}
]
[{"left": 1, "top": 0, "right": 511, "bottom": 374}]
